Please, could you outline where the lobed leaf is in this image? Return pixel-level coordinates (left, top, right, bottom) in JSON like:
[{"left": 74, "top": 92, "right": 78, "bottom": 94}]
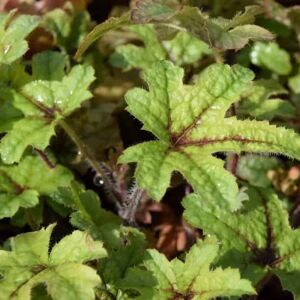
[
  {"left": 0, "top": 155, "right": 73, "bottom": 219},
  {"left": 122, "top": 237, "right": 255, "bottom": 299},
  {"left": 0, "top": 51, "right": 95, "bottom": 164},
  {"left": 183, "top": 187, "right": 300, "bottom": 292},
  {"left": 0, "top": 11, "right": 39, "bottom": 64},
  {"left": 0, "top": 224, "right": 106, "bottom": 300},
  {"left": 42, "top": 7, "right": 91, "bottom": 52},
  {"left": 120, "top": 61, "right": 300, "bottom": 209}
]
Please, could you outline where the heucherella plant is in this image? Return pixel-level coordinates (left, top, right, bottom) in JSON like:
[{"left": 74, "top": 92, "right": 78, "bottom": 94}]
[{"left": 1, "top": 0, "right": 300, "bottom": 299}]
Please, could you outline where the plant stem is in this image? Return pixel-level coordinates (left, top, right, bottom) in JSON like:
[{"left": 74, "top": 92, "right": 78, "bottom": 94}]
[
  {"left": 59, "top": 120, "right": 146, "bottom": 224},
  {"left": 58, "top": 119, "right": 119, "bottom": 199},
  {"left": 34, "top": 149, "right": 56, "bottom": 169},
  {"left": 212, "top": 48, "right": 224, "bottom": 63},
  {"left": 226, "top": 153, "right": 239, "bottom": 175},
  {"left": 256, "top": 270, "right": 273, "bottom": 292}
]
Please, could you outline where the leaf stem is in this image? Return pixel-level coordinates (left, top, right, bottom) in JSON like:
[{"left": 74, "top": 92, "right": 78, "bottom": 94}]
[
  {"left": 226, "top": 153, "right": 239, "bottom": 175},
  {"left": 58, "top": 119, "right": 119, "bottom": 199},
  {"left": 244, "top": 271, "right": 273, "bottom": 300},
  {"left": 59, "top": 120, "right": 145, "bottom": 224},
  {"left": 256, "top": 271, "right": 273, "bottom": 294},
  {"left": 34, "top": 149, "right": 56, "bottom": 169},
  {"left": 212, "top": 48, "right": 224, "bottom": 63}
]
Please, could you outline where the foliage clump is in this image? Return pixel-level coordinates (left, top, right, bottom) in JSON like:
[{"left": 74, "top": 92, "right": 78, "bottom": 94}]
[{"left": 0, "top": 1, "right": 300, "bottom": 299}]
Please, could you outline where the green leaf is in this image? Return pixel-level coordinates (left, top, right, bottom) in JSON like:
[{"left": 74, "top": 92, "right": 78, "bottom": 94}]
[
  {"left": 54, "top": 182, "right": 121, "bottom": 240},
  {"left": 0, "top": 11, "right": 39, "bottom": 64},
  {"left": 0, "top": 225, "right": 106, "bottom": 300},
  {"left": 0, "top": 62, "right": 30, "bottom": 88},
  {"left": 163, "top": 31, "right": 211, "bottom": 65},
  {"left": 239, "top": 79, "right": 295, "bottom": 120},
  {"left": 32, "top": 51, "right": 67, "bottom": 81},
  {"left": 183, "top": 187, "right": 300, "bottom": 292},
  {"left": 170, "top": 5, "right": 273, "bottom": 50},
  {"left": 116, "top": 267, "right": 156, "bottom": 300},
  {"left": 110, "top": 25, "right": 166, "bottom": 70},
  {"left": 127, "top": 237, "right": 255, "bottom": 299},
  {"left": 0, "top": 155, "right": 73, "bottom": 219},
  {"left": 75, "top": 13, "right": 131, "bottom": 60},
  {"left": 250, "top": 42, "right": 292, "bottom": 75},
  {"left": 99, "top": 226, "right": 147, "bottom": 295},
  {"left": 120, "top": 61, "right": 300, "bottom": 209},
  {"left": 110, "top": 25, "right": 211, "bottom": 70},
  {"left": 289, "top": 70, "right": 300, "bottom": 94},
  {"left": 275, "top": 271, "right": 300, "bottom": 300},
  {"left": 0, "top": 51, "right": 95, "bottom": 164},
  {"left": 131, "top": 0, "right": 180, "bottom": 23},
  {"left": 0, "top": 94, "right": 22, "bottom": 133},
  {"left": 0, "top": 119, "right": 56, "bottom": 164},
  {"left": 42, "top": 8, "right": 91, "bottom": 52},
  {"left": 236, "top": 154, "right": 281, "bottom": 188},
  {"left": 0, "top": 62, "right": 30, "bottom": 132}
]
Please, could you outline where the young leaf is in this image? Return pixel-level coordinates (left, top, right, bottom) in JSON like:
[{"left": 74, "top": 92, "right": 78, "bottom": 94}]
[
  {"left": 75, "top": 13, "right": 131, "bottom": 60},
  {"left": 183, "top": 187, "right": 300, "bottom": 293},
  {"left": 163, "top": 31, "right": 211, "bottom": 65},
  {"left": 250, "top": 42, "right": 292, "bottom": 75},
  {"left": 54, "top": 183, "right": 148, "bottom": 295},
  {"left": 0, "top": 11, "right": 39, "bottom": 64},
  {"left": 119, "top": 61, "right": 300, "bottom": 209},
  {"left": 239, "top": 79, "right": 295, "bottom": 120},
  {"left": 110, "top": 25, "right": 167, "bottom": 70},
  {"left": 121, "top": 237, "right": 255, "bottom": 299},
  {"left": 42, "top": 8, "right": 91, "bottom": 52},
  {"left": 0, "top": 51, "right": 95, "bottom": 164},
  {"left": 0, "top": 224, "right": 106, "bottom": 300},
  {"left": 53, "top": 182, "right": 121, "bottom": 240},
  {"left": 0, "top": 155, "right": 73, "bottom": 219}
]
